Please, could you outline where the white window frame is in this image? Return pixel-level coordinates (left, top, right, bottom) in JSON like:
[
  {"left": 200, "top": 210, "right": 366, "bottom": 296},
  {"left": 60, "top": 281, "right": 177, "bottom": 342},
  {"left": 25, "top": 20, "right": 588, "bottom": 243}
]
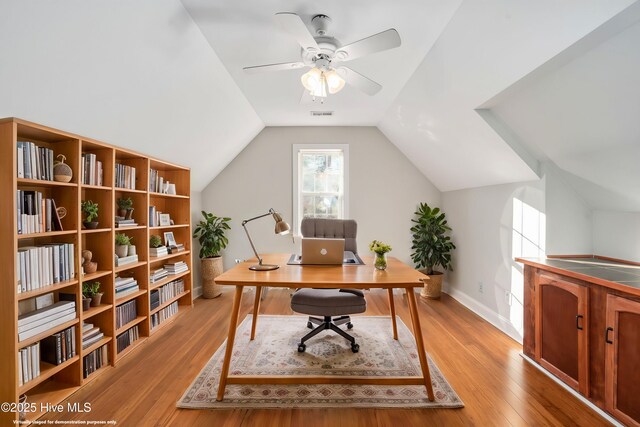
[{"left": 292, "top": 144, "right": 349, "bottom": 236}]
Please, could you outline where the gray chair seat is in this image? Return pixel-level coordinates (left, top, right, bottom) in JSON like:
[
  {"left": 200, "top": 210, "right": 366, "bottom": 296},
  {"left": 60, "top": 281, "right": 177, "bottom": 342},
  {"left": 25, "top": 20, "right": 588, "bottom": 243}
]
[{"left": 291, "top": 288, "right": 366, "bottom": 317}]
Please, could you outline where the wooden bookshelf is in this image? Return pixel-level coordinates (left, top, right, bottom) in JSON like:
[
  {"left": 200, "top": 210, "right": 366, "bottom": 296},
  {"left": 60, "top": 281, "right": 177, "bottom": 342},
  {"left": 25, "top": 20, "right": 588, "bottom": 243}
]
[{"left": 0, "top": 117, "right": 193, "bottom": 424}]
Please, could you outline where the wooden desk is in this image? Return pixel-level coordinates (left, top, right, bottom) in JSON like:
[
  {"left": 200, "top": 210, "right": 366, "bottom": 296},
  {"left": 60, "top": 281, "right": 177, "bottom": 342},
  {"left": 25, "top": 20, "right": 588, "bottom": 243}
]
[{"left": 213, "top": 253, "right": 435, "bottom": 402}]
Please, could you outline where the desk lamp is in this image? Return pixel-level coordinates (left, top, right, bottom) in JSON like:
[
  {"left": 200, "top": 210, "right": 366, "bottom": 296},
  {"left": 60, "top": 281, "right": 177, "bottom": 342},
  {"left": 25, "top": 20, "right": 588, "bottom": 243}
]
[{"left": 242, "top": 208, "right": 291, "bottom": 271}]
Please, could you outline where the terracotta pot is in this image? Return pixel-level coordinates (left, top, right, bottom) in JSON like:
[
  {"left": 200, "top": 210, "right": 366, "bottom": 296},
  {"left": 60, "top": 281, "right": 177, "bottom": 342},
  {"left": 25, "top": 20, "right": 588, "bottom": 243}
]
[
  {"left": 202, "top": 257, "right": 223, "bottom": 299},
  {"left": 82, "top": 297, "right": 92, "bottom": 311},
  {"left": 90, "top": 293, "right": 103, "bottom": 307},
  {"left": 115, "top": 245, "right": 129, "bottom": 258},
  {"left": 117, "top": 208, "right": 127, "bottom": 218},
  {"left": 420, "top": 270, "right": 444, "bottom": 299}
]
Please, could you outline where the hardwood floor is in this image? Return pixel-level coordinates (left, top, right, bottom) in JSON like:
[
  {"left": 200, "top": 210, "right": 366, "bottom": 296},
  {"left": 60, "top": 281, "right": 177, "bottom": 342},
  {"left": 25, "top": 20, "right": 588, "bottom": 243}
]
[{"left": 44, "top": 288, "right": 609, "bottom": 426}]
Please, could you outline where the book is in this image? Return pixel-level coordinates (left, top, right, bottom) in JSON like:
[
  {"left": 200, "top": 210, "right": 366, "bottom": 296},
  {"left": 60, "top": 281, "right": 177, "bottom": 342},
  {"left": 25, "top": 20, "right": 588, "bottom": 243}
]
[{"left": 115, "top": 254, "right": 138, "bottom": 267}]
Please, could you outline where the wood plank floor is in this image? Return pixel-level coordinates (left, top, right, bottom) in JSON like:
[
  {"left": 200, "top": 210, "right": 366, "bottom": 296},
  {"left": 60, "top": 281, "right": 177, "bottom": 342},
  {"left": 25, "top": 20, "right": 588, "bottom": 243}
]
[{"left": 44, "top": 289, "right": 609, "bottom": 426}]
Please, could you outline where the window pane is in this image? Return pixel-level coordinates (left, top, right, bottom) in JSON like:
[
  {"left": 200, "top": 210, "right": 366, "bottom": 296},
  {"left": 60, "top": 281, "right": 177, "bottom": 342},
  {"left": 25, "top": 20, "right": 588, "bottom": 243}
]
[
  {"left": 302, "top": 173, "right": 314, "bottom": 192},
  {"left": 302, "top": 195, "right": 315, "bottom": 217},
  {"left": 314, "top": 173, "right": 327, "bottom": 192}
]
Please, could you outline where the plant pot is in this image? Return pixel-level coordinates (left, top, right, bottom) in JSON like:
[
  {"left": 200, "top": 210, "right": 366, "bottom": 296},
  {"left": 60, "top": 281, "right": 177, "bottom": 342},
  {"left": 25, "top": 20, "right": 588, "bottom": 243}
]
[
  {"left": 90, "top": 292, "right": 103, "bottom": 307},
  {"left": 420, "top": 270, "right": 444, "bottom": 299},
  {"left": 128, "top": 245, "right": 137, "bottom": 256},
  {"left": 117, "top": 208, "right": 127, "bottom": 218},
  {"left": 115, "top": 245, "right": 129, "bottom": 258},
  {"left": 83, "top": 221, "right": 99, "bottom": 229},
  {"left": 82, "top": 297, "right": 92, "bottom": 311},
  {"left": 202, "top": 256, "right": 223, "bottom": 299}
]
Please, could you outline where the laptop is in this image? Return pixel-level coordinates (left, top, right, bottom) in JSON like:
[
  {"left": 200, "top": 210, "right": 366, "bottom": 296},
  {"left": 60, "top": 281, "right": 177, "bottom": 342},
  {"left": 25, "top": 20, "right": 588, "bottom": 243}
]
[{"left": 301, "top": 238, "right": 345, "bottom": 265}]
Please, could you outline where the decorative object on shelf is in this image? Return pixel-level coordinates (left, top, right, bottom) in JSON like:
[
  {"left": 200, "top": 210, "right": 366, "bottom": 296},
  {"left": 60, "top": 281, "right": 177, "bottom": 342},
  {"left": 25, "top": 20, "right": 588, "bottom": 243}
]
[
  {"left": 128, "top": 244, "right": 137, "bottom": 256},
  {"left": 166, "top": 183, "right": 176, "bottom": 195},
  {"left": 240, "top": 208, "right": 290, "bottom": 271},
  {"left": 56, "top": 206, "right": 67, "bottom": 220},
  {"left": 115, "top": 233, "right": 132, "bottom": 258},
  {"left": 410, "top": 202, "right": 456, "bottom": 299},
  {"left": 193, "top": 211, "right": 232, "bottom": 298},
  {"left": 81, "top": 200, "right": 99, "bottom": 229},
  {"left": 369, "top": 240, "right": 392, "bottom": 271},
  {"left": 82, "top": 294, "right": 91, "bottom": 310},
  {"left": 117, "top": 197, "right": 134, "bottom": 219},
  {"left": 159, "top": 213, "right": 171, "bottom": 226},
  {"left": 83, "top": 281, "right": 103, "bottom": 307},
  {"left": 53, "top": 154, "right": 72, "bottom": 183},
  {"left": 82, "top": 249, "right": 97, "bottom": 274},
  {"left": 150, "top": 234, "right": 162, "bottom": 247},
  {"left": 18, "top": 395, "right": 27, "bottom": 422}
]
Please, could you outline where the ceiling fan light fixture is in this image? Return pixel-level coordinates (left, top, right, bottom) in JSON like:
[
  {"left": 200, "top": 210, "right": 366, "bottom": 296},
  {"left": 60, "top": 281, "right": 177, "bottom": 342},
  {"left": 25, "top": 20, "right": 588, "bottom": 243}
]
[
  {"left": 324, "top": 69, "right": 345, "bottom": 94},
  {"left": 301, "top": 68, "right": 327, "bottom": 99}
]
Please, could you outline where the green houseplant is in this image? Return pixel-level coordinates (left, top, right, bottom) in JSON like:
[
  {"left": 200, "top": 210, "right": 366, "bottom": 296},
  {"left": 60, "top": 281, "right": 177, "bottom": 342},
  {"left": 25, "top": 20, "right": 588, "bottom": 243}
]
[
  {"left": 193, "top": 211, "right": 231, "bottom": 299},
  {"left": 115, "top": 233, "right": 131, "bottom": 258},
  {"left": 369, "top": 240, "right": 392, "bottom": 270},
  {"left": 149, "top": 235, "right": 163, "bottom": 248},
  {"left": 81, "top": 200, "right": 99, "bottom": 229},
  {"left": 82, "top": 281, "right": 103, "bottom": 308},
  {"left": 410, "top": 202, "right": 456, "bottom": 299},
  {"left": 117, "top": 197, "right": 134, "bottom": 219}
]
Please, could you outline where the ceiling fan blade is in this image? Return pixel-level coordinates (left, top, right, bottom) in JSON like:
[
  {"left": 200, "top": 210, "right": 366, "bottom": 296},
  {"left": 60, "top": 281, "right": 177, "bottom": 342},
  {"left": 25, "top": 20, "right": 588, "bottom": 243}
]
[
  {"left": 338, "top": 67, "right": 382, "bottom": 96},
  {"left": 335, "top": 29, "right": 401, "bottom": 62},
  {"left": 274, "top": 12, "right": 320, "bottom": 53},
  {"left": 243, "top": 61, "right": 305, "bottom": 74}
]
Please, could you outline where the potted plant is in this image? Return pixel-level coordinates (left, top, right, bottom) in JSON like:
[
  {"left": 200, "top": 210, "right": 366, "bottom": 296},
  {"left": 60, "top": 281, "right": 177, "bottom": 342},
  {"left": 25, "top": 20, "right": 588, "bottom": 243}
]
[
  {"left": 369, "top": 240, "right": 392, "bottom": 270},
  {"left": 410, "top": 202, "right": 456, "bottom": 299},
  {"left": 117, "top": 197, "right": 134, "bottom": 219},
  {"left": 81, "top": 200, "right": 99, "bottom": 229},
  {"left": 115, "top": 233, "right": 131, "bottom": 258},
  {"left": 82, "top": 281, "right": 103, "bottom": 308},
  {"left": 150, "top": 234, "right": 163, "bottom": 249},
  {"left": 193, "top": 211, "right": 231, "bottom": 299}
]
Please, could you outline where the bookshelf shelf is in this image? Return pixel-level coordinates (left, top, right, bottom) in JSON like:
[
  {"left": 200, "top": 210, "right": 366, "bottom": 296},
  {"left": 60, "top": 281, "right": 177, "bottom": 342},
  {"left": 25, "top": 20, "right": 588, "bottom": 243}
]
[
  {"left": 150, "top": 290, "right": 191, "bottom": 316},
  {"left": 149, "top": 270, "right": 191, "bottom": 290},
  {"left": 18, "top": 319, "right": 80, "bottom": 349},
  {"left": 149, "top": 224, "right": 189, "bottom": 230},
  {"left": 17, "top": 279, "right": 79, "bottom": 301},
  {"left": 115, "top": 289, "right": 147, "bottom": 305},
  {"left": 17, "top": 178, "right": 78, "bottom": 188},
  {"left": 2, "top": 117, "right": 193, "bottom": 424},
  {"left": 18, "top": 355, "right": 80, "bottom": 395},
  {"left": 115, "top": 316, "right": 146, "bottom": 336},
  {"left": 150, "top": 308, "right": 184, "bottom": 335},
  {"left": 82, "top": 303, "right": 112, "bottom": 319}
]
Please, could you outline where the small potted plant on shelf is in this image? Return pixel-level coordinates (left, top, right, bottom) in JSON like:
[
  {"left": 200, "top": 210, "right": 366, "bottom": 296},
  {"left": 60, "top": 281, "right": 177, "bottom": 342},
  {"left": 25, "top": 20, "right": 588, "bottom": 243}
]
[
  {"left": 410, "top": 202, "right": 456, "bottom": 299},
  {"left": 193, "top": 211, "right": 231, "bottom": 299},
  {"left": 369, "top": 240, "right": 392, "bottom": 270},
  {"left": 81, "top": 200, "right": 99, "bottom": 229},
  {"left": 116, "top": 197, "right": 134, "bottom": 219},
  {"left": 83, "top": 281, "right": 103, "bottom": 307},
  {"left": 115, "top": 233, "right": 131, "bottom": 258}
]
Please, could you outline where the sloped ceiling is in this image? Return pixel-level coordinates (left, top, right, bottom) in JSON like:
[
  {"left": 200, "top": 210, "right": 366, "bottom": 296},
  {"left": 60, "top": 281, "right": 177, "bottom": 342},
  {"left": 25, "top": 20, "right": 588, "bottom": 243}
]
[
  {"left": 485, "top": 3, "right": 640, "bottom": 211},
  {"left": 0, "top": 0, "right": 264, "bottom": 191}
]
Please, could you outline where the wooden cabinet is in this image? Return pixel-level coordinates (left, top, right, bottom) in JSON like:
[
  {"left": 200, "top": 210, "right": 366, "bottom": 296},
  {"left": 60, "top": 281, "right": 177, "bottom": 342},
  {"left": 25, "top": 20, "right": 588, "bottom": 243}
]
[
  {"left": 605, "top": 295, "right": 640, "bottom": 426},
  {"left": 535, "top": 274, "right": 589, "bottom": 395}
]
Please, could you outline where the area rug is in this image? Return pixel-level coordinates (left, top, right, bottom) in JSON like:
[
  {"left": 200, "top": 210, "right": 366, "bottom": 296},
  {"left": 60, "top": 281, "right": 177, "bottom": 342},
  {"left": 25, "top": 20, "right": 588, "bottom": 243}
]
[{"left": 177, "top": 315, "right": 463, "bottom": 409}]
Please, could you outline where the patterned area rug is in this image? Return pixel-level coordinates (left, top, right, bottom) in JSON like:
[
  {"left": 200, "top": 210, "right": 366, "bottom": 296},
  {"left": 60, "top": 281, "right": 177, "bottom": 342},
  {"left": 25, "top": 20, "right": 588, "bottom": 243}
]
[{"left": 177, "top": 315, "right": 463, "bottom": 409}]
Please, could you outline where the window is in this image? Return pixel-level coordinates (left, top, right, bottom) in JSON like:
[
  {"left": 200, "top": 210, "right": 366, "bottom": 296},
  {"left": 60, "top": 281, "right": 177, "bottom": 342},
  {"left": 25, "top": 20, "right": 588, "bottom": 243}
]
[{"left": 292, "top": 144, "right": 349, "bottom": 234}]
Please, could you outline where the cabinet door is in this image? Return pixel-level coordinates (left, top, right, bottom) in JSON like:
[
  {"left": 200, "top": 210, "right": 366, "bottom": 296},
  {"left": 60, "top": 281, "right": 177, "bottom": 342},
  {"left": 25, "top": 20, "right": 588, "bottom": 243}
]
[
  {"left": 535, "top": 274, "right": 589, "bottom": 395},
  {"left": 605, "top": 295, "right": 640, "bottom": 426}
]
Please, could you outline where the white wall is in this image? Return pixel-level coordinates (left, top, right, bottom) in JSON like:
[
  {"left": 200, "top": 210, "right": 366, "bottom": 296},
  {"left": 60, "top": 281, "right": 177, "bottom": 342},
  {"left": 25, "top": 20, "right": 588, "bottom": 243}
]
[
  {"left": 593, "top": 211, "right": 640, "bottom": 262},
  {"left": 190, "top": 191, "right": 203, "bottom": 298},
  {"left": 201, "top": 126, "right": 441, "bottom": 270}
]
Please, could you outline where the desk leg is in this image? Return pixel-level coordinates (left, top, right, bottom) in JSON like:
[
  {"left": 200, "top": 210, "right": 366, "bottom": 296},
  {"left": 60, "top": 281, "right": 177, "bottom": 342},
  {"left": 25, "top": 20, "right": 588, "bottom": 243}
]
[
  {"left": 406, "top": 288, "right": 435, "bottom": 401},
  {"left": 387, "top": 288, "right": 398, "bottom": 340},
  {"left": 250, "top": 286, "right": 263, "bottom": 340},
  {"left": 216, "top": 285, "right": 244, "bottom": 401}
]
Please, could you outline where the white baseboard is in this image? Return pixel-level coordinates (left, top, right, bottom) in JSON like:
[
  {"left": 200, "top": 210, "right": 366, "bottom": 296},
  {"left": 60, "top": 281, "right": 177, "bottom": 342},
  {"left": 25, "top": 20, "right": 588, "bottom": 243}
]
[
  {"left": 193, "top": 286, "right": 202, "bottom": 299},
  {"left": 444, "top": 288, "right": 523, "bottom": 344},
  {"left": 521, "top": 355, "right": 621, "bottom": 427}
]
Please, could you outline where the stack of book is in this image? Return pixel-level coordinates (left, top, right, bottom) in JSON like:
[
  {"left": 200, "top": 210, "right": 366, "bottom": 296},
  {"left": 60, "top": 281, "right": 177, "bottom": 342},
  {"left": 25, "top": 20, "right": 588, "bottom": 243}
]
[
  {"left": 16, "top": 141, "right": 54, "bottom": 181},
  {"left": 150, "top": 290, "right": 160, "bottom": 311},
  {"left": 80, "top": 153, "right": 104, "bottom": 186},
  {"left": 17, "top": 301, "right": 76, "bottom": 342},
  {"left": 168, "top": 243, "right": 186, "bottom": 254},
  {"left": 83, "top": 344, "right": 108, "bottom": 379},
  {"left": 151, "top": 302, "right": 179, "bottom": 330},
  {"left": 114, "top": 277, "right": 139, "bottom": 299},
  {"left": 82, "top": 323, "right": 105, "bottom": 349},
  {"left": 116, "top": 325, "right": 139, "bottom": 354},
  {"left": 164, "top": 261, "right": 188, "bottom": 275},
  {"left": 115, "top": 216, "right": 138, "bottom": 228},
  {"left": 115, "top": 253, "right": 138, "bottom": 267},
  {"left": 150, "top": 268, "right": 169, "bottom": 283},
  {"left": 40, "top": 326, "right": 76, "bottom": 365},
  {"left": 157, "top": 279, "right": 185, "bottom": 305},
  {"left": 17, "top": 243, "right": 76, "bottom": 293},
  {"left": 116, "top": 300, "right": 137, "bottom": 329},
  {"left": 115, "top": 163, "right": 136, "bottom": 189},
  {"left": 18, "top": 343, "right": 40, "bottom": 386},
  {"left": 16, "top": 190, "right": 64, "bottom": 234},
  {"left": 149, "top": 245, "right": 168, "bottom": 257}
]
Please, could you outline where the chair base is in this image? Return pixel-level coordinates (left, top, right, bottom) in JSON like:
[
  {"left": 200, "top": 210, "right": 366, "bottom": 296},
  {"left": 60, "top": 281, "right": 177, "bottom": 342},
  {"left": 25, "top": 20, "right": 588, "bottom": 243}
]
[{"left": 298, "top": 316, "right": 359, "bottom": 353}]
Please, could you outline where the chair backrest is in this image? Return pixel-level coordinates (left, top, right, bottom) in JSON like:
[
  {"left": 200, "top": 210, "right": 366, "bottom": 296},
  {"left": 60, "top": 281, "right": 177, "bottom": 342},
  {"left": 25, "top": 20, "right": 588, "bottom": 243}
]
[{"left": 300, "top": 218, "right": 358, "bottom": 253}]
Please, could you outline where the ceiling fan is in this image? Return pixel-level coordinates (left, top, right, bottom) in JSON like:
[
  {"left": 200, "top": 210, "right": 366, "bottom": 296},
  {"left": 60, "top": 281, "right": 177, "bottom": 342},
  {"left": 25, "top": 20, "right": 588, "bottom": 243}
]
[{"left": 243, "top": 13, "right": 401, "bottom": 101}]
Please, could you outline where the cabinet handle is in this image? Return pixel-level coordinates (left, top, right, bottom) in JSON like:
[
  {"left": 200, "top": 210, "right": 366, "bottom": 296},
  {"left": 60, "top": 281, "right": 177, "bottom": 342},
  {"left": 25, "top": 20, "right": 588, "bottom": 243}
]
[
  {"left": 575, "top": 315, "right": 584, "bottom": 330},
  {"left": 605, "top": 327, "right": 614, "bottom": 344}
]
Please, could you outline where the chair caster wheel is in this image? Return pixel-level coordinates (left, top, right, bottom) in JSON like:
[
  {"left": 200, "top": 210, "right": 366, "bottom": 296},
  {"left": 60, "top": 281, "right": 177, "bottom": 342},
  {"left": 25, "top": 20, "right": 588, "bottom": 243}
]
[
  {"left": 298, "top": 343, "right": 306, "bottom": 353},
  {"left": 351, "top": 343, "right": 359, "bottom": 353},
  {"left": 347, "top": 322, "right": 353, "bottom": 329},
  {"left": 307, "top": 321, "right": 313, "bottom": 329}
]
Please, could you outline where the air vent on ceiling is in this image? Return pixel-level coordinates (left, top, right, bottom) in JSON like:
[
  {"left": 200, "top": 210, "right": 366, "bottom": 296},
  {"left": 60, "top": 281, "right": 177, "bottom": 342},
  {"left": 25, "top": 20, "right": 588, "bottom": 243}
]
[{"left": 310, "top": 111, "right": 333, "bottom": 117}]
